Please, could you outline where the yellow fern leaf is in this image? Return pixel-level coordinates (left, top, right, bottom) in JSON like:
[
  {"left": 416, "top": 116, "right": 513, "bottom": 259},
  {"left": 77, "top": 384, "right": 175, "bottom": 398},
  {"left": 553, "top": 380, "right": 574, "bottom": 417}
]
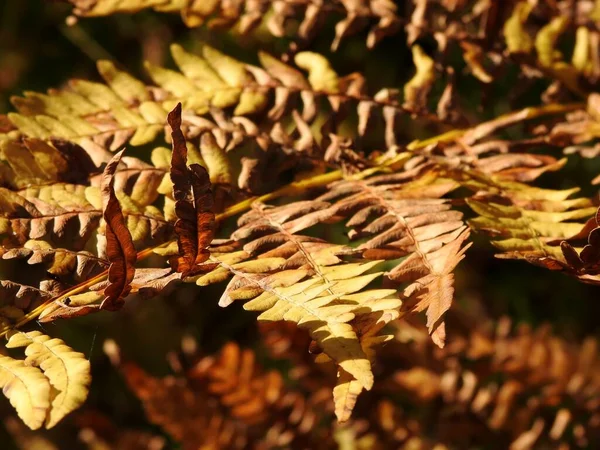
[
  {"left": 234, "top": 260, "right": 383, "bottom": 389},
  {"left": 6, "top": 331, "right": 91, "bottom": 428},
  {"left": 0, "top": 355, "right": 50, "bottom": 430},
  {"left": 333, "top": 370, "right": 363, "bottom": 422},
  {"left": 467, "top": 181, "right": 597, "bottom": 276}
]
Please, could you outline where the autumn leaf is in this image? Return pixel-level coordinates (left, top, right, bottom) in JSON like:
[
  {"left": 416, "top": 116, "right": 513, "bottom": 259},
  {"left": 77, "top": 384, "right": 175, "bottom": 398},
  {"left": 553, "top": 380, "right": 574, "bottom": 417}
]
[
  {"left": 6, "top": 331, "right": 91, "bottom": 428},
  {"left": 101, "top": 150, "right": 137, "bottom": 310},
  {"left": 166, "top": 103, "right": 215, "bottom": 277}
]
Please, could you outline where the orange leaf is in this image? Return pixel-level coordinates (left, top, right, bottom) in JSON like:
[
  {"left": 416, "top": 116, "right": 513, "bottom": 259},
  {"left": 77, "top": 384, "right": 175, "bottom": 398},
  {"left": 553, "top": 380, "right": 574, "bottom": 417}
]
[{"left": 167, "top": 103, "right": 215, "bottom": 277}]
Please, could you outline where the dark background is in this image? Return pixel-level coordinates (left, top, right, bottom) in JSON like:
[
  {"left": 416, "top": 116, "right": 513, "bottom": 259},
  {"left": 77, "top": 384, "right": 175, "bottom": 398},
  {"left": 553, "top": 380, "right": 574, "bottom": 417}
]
[{"left": 0, "top": 0, "right": 599, "bottom": 447}]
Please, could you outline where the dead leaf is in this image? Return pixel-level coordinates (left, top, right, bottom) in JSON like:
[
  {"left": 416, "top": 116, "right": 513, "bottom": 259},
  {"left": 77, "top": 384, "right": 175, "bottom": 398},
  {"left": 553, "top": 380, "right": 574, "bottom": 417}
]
[
  {"left": 100, "top": 150, "right": 137, "bottom": 310},
  {"left": 167, "top": 103, "right": 215, "bottom": 277}
]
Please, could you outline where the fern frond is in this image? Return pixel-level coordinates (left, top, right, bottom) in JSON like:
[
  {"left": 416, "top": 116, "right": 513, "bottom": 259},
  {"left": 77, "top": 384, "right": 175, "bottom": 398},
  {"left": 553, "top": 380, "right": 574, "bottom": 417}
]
[
  {"left": 108, "top": 340, "right": 333, "bottom": 449},
  {"left": 467, "top": 186, "right": 598, "bottom": 282},
  {"left": 66, "top": 0, "right": 400, "bottom": 50},
  {"left": 189, "top": 161, "right": 470, "bottom": 414},
  {"left": 388, "top": 317, "right": 600, "bottom": 448},
  {"left": 0, "top": 355, "right": 50, "bottom": 430},
  {"left": 2, "top": 45, "right": 451, "bottom": 193},
  {"left": 115, "top": 362, "right": 245, "bottom": 449},
  {"left": 0, "top": 331, "right": 90, "bottom": 430},
  {"left": 6, "top": 331, "right": 91, "bottom": 428},
  {"left": 207, "top": 212, "right": 402, "bottom": 392},
  {"left": 203, "top": 160, "right": 470, "bottom": 346}
]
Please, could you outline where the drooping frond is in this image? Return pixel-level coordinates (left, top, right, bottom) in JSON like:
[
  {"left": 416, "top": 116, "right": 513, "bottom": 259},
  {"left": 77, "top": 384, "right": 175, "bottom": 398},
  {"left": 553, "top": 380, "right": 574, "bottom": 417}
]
[
  {"left": 178, "top": 156, "right": 473, "bottom": 416},
  {"left": 196, "top": 157, "right": 471, "bottom": 348},
  {"left": 198, "top": 202, "right": 403, "bottom": 417}
]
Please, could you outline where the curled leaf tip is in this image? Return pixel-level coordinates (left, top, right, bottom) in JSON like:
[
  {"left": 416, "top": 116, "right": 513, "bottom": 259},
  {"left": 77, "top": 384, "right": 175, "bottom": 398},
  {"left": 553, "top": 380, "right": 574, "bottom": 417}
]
[{"left": 167, "top": 102, "right": 183, "bottom": 129}]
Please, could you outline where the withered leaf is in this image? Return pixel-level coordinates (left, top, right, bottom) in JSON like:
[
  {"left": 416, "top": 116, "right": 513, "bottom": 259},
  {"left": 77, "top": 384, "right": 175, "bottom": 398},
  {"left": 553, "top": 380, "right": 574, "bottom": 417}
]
[
  {"left": 560, "top": 206, "right": 600, "bottom": 274},
  {"left": 167, "top": 103, "right": 215, "bottom": 277},
  {"left": 100, "top": 150, "right": 137, "bottom": 311}
]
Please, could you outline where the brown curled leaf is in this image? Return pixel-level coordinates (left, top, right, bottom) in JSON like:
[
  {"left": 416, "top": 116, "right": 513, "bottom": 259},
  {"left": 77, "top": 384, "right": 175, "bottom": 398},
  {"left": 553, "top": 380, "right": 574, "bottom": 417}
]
[
  {"left": 101, "top": 150, "right": 137, "bottom": 310},
  {"left": 167, "top": 103, "right": 215, "bottom": 277}
]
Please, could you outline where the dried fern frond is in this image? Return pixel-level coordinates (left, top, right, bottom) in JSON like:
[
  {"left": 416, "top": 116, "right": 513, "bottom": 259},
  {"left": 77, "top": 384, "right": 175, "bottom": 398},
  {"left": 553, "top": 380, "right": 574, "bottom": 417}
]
[
  {"left": 0, "top": 91, "right": 592, "bottom": 431},
  {"left": 199, "top": 208, "right": 403, "bottom": 417},
  {"left": 468, "top": 189, "right": 599, "bottom": 284},
  {"left": 181, "top": 155, "right": 471, "bottom": 416},
  {"left": 115, "top": 362, "right": 246, "bottom": 449},
  {"left": 1, "top": 44, "right": 455, "bottom": 195},
  {"left": 65, "top": 0, "right": 400, "bottom": 51},
  {"left": 196, "top": 156, "right": 472, "bottom": 346},
  {"left": 107, "top": 339, "right": 334, "bottom": 449},
  {"left": 407, "top": 0, "right": 599, "bottom": 97},
  {"left": 387, "top": 317, "right": 600, "bottom": 449}
]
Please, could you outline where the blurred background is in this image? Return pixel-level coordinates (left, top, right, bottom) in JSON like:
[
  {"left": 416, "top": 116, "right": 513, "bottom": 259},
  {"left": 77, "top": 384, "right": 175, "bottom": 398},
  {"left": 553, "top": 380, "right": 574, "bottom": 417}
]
[{"left": 1, "top": 0, "right": 599, "bottom": 448}]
